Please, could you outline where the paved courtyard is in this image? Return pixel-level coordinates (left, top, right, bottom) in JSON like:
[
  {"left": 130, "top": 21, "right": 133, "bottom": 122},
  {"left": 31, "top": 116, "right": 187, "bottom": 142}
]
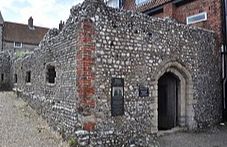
[
  {"left": 0, "top": 92, "right": 68, "bottom": 147},
  {"left": 158, "top": 124, "right": 227, "bottom": 147}
]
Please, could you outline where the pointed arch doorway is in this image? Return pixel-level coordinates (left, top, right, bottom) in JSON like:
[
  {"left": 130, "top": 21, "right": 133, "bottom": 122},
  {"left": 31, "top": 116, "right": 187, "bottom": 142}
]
[
  {"left": 158, "top": 72, "right": 180, "bottom": 130},
  {"left": 154, "top": 61, "right": 196, "bottom": 131}
]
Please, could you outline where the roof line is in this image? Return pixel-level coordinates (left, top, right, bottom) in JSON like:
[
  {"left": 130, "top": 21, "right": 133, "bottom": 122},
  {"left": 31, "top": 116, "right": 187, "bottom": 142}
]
[
  {"left": 3, "top": 39, "right": 39, "bottom": 46},
  {"left": 4, "top": 21, "right": 49, "bottom": 29}
]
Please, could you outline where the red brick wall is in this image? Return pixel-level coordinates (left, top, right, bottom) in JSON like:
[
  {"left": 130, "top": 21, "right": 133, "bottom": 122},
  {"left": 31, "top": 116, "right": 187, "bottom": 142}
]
[
  {"left": 173, "top": 0, "right": 223, "bottom": 46},
  {"left": 123, "top": 0, "right": 223, "bottom": 47},
  {"left": 163, "top": 2, "right": 175, "bottom": 17},
  {"left": 123, "top": 0, "right": 136, "bottom": 10},
  {"left": 77, "top": 19, "right": 96, "bottom": 131}
]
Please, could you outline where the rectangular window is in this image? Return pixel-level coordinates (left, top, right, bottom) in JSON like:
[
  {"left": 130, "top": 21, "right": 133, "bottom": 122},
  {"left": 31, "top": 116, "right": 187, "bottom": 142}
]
[
  {"left": 14, "top": 74, "right": 17, "bottom": 83},
  {"left": 136, "top": 0, "right": 149, "bottom": 6},
  {"left": 26, "top": 71, "right": 31, "bottom": 83},
  {"left": 106, "top": 0, "right": 120, "bottom": 8},
  {"left": 46, "top": 65, "right": 56, "bottom": 84},
  {"left": 14, "top": 42, "right": 23, "bottom": 48},
  {"left": 186, "top": 12, "right": 207, "bottom": 25},
  {"left": 1, "top": 74, "right": 4, "bottom": 82}
]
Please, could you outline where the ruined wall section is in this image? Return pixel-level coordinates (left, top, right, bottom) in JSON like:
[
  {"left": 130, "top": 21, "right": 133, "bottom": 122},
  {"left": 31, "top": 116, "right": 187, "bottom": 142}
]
[
  {"left": 13, "top": 9, "right": 83, "bottom": 137},
  {"left": 0, "top": 51, "right": 11, "bottom": 90}
]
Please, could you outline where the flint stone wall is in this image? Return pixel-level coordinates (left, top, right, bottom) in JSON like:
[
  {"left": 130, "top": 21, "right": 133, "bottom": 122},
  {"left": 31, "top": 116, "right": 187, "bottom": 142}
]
[
  {"left": 13, "top": 26, "right": 80, "bottom": 137},
  {"left": 0, "top": 51, "right": 11, "bottom": 90},
  {"left": 0, "top": 26, "right": 2, "bottom": 50},
  {"left": 11, "top": 0, "right": 222, "bottom": 146}
]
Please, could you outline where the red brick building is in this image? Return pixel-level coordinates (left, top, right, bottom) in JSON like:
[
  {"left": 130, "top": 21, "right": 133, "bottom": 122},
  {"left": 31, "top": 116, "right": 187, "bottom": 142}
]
[{"left": 123, "top": 0, "right": 223, "bottom": 46}]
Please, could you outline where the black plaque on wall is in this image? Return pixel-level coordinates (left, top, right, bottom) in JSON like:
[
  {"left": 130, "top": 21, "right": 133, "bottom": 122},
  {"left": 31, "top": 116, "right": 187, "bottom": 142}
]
[
  {"left": 139, "top": 86, "right": 149, "bottom": 97},
  {"left": 111, "top": 78, "right": 124, "bottom": 116}
]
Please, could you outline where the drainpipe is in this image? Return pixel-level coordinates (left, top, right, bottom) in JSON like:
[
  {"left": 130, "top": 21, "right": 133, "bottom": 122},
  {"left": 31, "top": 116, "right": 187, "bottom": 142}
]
[
  {"left": 222, "top": 0, "right": 227, "bottom": 121},
  {"left": 221, "top": 46, "right": 226, "bottom": 121}
]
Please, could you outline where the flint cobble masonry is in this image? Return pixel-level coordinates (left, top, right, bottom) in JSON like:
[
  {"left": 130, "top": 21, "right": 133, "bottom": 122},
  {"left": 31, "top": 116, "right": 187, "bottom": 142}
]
[
  {"left": 0, "top": 0, "right": 222, "bottom": 146},
  {"left": 0, "top": 51, "right": 11, "bottom": 90}
]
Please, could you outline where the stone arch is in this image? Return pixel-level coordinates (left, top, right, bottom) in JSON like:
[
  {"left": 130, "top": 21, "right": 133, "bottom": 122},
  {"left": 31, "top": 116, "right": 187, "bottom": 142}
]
[{"left": 153, "top": 61, "right": 196, "bottom": 130}]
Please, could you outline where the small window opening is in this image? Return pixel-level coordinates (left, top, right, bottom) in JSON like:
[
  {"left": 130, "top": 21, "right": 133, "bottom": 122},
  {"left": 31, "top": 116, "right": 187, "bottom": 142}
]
[
  {"left": 148, "top": 32, "right": 153, "bottom": 37},
  {"left": 1, "top": 74, "right": 4, "bottom": 82},
  {"left": 26, "top": 71, "right": 31, "bottom": 83},
  {"left": 186, "top": 12, "right": 207, "bottom": 25},
  {"left": 134, "top": 29, "right": 139, "bottom": 34},
  {"left": 14, "top": 74, "right": 17, "bottom": 83},
  {"left": 14, "top": 42, "right": 23, "bottom": 48},
  {"left": 110, "top": 41, "right": 114, "bottom": 46},
  {"left": 112, "top": 22, "right": 117, "bottom": 28},
  {"left": 46, "top": 65, "right": 56, "bottom": 84},
  {"left": 135, "top": 0, "right": 149, "bottom": 5},
  {"left": 106, "top": 0, "right": 121, "bottom": 8}
]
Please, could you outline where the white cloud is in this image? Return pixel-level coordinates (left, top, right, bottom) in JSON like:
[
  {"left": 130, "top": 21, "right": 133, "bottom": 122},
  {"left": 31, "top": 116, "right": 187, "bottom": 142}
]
[{"left": 0, "top": 0, "right": 84, "bottom": 28}]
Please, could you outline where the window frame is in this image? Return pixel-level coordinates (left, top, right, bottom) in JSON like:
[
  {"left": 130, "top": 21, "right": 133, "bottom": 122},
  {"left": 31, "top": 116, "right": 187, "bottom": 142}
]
[
  {"left": 106, "top": 0, "right": 120, "bottom": 8},
  {"left": 14, "top": 42, "right": 23, "bottom": 48},
  {"left": 135, "top": 0, "right": 149, "bottom": 6},
  {"left": 186, "top": 12, "right": 207, "bottom": 25}
]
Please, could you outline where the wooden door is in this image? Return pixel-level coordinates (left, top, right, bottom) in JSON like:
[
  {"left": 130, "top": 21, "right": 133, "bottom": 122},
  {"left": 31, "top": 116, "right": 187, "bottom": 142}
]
[{"left": 158, "top": 72, "right": 178, "bottom": 130}]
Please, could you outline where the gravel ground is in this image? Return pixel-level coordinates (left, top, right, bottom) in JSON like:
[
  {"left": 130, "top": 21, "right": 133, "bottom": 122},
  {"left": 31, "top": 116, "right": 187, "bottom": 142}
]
[
  {"left": 0, "top": 92, "right": 68, "bottom": 147},
  {"left": 158, "top": 124, "right": 227, "bottom": 147},
  {"left": 1, "top": 91, "right": 227, "bottom": 147}
]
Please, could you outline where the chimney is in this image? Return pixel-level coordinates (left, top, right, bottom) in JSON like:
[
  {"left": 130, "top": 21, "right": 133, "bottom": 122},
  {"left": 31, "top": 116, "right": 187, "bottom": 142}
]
[
  {"left": 0, "top": 11, "right": 4, "bottom": 25},
  {"left": 59, "top": 20, "right": 64, "bottom": 31},
  {"left": 28, "top": 16, "right": 33, "bottom": 29}
]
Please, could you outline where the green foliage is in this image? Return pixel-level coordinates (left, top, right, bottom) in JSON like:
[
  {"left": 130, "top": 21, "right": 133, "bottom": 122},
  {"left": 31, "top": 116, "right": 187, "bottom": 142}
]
[
  {"left": 15, "top": 51, "right": 31, "bottom": 58},
  {"left": 68, "top": 137, "right": 78, "bottom": 147}
]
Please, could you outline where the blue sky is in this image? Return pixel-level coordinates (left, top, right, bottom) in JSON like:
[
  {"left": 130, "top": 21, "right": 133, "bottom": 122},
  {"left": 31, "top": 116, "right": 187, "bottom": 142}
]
[{"left": 0, "top": 0, "right": 84, "bottom": 28}]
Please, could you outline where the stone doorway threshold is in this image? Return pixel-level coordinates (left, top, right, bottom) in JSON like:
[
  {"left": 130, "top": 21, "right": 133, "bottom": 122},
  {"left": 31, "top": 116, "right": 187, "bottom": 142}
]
[{"left": 157, "top": 127, "right": 187, "bottom": 137}]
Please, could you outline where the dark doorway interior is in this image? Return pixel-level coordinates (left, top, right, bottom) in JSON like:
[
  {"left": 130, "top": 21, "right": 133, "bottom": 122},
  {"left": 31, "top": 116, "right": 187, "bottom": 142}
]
[{"left": 158, "top": 72, "right": 179, "bottom": 130}]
